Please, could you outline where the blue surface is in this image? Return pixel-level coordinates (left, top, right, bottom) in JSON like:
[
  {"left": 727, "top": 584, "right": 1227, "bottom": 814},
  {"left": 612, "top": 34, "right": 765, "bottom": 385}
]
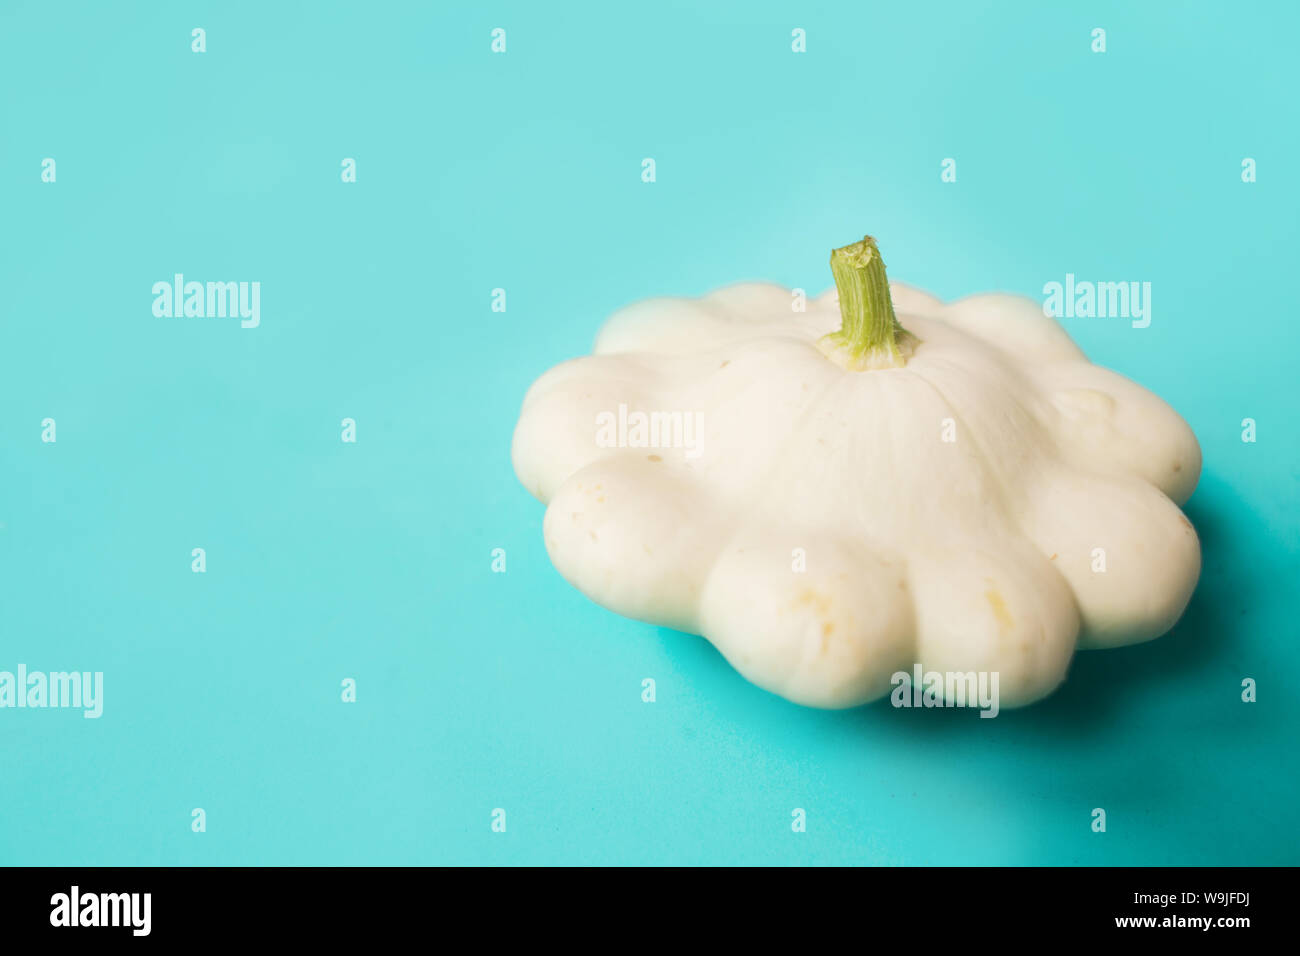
[{"left": 1, "top": 0, "right": 1297, "bottom": 865}]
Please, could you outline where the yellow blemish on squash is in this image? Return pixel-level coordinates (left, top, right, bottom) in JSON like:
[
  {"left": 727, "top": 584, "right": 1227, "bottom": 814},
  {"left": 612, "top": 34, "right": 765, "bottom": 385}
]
[
  {"left": 589, "top": 531, "right": 598, "bottom": 543},
  {"left": 596, "top": 496, "right": 605, "bottom": 503},
  {"left": 720, "top": 360, "right": 730, "bottom": 368},
  {"left": 793, "top": 589, "right": 832, "bottom": 614},
  {"left": 1049, "top": 553, "right": 1058, "bottom": 561},
  {"left": 985, "top": 587, "right": 1013, "bottom": 635},
  {"left": 793, "top": 590, "right": 837, "bottom": 649},
  {"left": 648, "top": 454, "right": 662, "bottom": 462}
]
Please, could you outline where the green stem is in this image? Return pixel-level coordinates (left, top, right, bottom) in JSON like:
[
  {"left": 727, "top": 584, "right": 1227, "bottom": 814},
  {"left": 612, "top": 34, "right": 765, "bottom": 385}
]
[{"left": 824, "top": 236, "right": 915, "bottom": 368}]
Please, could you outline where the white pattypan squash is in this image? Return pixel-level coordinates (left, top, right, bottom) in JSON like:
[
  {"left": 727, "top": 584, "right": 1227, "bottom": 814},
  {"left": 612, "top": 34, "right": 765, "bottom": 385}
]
[{"left": 512, "top": 236, "right": 1201, "bottom": 710}]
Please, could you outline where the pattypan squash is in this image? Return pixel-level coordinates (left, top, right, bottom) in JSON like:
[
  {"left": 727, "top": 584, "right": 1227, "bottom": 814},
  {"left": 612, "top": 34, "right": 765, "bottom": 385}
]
[{"left": 512, "top": 236, "right": 1201, "bottom": 710}]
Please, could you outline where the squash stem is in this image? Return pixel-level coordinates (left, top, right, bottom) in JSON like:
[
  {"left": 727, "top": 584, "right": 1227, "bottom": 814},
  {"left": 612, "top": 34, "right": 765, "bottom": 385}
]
[{"left": 825, "top": 236, "right": 916, "bottom": 368}]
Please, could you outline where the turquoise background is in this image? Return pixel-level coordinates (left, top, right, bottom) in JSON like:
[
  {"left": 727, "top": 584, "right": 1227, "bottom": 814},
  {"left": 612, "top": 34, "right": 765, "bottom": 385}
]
[{"left": 2, "top": 0, "right": 1297, "bottom": 865}]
